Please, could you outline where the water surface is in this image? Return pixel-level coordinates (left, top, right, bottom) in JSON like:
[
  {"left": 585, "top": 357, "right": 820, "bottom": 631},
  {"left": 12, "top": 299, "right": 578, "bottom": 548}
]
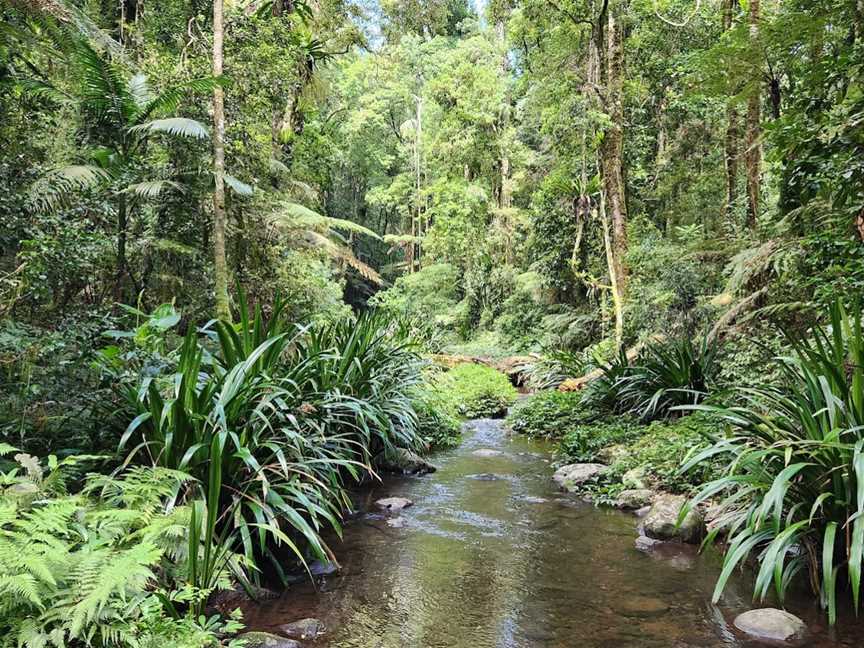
[{"left": 244, "top": 419, "right": 863, "bottom": 647}]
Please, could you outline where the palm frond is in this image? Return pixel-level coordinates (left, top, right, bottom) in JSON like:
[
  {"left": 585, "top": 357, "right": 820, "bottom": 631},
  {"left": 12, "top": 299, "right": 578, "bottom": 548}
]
[
  {"left": 130, "top": 117, "right": 210, "bottom": 140},
  {"left": 29, "top": 164, "right": 111, "bottom": 211},
  {"left": 122, "top": 180, "right": 184, "bottom": 199},
  {"left": 132, "top": 77, "right": 224, "bottom": 124},
  {"left": 224, "top": 173, "right": 253, "bottom": 196}
]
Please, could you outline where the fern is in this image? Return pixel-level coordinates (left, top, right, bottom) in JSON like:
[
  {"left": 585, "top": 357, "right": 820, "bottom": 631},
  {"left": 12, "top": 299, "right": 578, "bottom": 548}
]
[{"left": 0, "top": 466, "right": 212, "bottom": 648}]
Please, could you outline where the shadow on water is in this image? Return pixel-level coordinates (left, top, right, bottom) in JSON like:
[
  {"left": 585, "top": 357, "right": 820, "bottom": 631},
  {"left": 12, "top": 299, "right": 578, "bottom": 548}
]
[{"left": 241, "top": 419, "right": 864, "bottom": 647}]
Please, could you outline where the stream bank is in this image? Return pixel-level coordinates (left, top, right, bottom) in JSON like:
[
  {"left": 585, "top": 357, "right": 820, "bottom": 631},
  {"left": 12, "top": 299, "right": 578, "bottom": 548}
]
[{"left": 242, "top": 419, "right": 862, "bottom": 647}]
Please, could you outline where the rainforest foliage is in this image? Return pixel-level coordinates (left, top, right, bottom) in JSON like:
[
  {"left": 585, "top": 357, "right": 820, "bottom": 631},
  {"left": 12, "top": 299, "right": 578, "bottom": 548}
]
[{"left": 2, "top": 0, "right": 864, "bottom": 643}]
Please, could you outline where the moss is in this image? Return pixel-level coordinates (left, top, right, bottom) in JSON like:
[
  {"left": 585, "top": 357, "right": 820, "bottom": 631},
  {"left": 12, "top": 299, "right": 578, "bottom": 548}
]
[
  {"left": 506, "top": 390, "right": 602, "bottom": 439},
  {"left": 435, "top": 363, "right": 518, "bottom": 419},
  {"left": 509, "top": 390, "right": 723, "bottom": 504}
]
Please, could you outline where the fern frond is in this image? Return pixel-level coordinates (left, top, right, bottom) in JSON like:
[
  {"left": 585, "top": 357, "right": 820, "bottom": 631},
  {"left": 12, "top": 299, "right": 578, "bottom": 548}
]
[
  {"left": 271, "top": 202, "right": 380, "bottom": 239},
  {"left": 299, "top": 231, "right": 383, "bottom": 285}
]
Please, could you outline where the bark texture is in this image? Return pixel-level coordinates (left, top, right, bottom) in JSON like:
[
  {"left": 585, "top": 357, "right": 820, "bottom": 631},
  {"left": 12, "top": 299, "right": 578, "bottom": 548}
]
[
  {"left": 745, "top": 0, "right": 762, "bottom": 230},
  {"left": 212, "top": 0, "right": 230, "bottom": 320}
]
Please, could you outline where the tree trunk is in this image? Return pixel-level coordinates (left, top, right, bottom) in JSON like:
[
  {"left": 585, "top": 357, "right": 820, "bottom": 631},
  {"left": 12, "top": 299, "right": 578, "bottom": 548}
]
[
  {"left": 599, "top": 7, "right": 628, "bottom": 306},
  {"left": 745, "top": 0, "right": 761, "bottom": 231},
  {"left": 722, "top": 0, "right": 739, "bottom": 225},
  {"left": 497, "top": 18, "right": 512, "bottom": 211},
  {"left": 114, "top": 191, "right": 127, "bottom": 304},
  {"left": 599, "top": 192, "right": 624, "bottom": 348},
  {"left": 212, "top": 0, "right": 230, "bottom": 320}
]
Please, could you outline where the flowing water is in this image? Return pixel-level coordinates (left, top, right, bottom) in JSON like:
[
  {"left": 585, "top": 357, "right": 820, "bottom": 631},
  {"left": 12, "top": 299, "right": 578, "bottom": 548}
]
[{"left": 243, "top": 418, "right": 864, "bottom": 647}]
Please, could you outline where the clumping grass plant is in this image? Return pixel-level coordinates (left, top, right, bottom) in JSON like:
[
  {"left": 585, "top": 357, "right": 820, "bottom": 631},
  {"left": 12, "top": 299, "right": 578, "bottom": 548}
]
[
  {"left": 681, "top": 301, "right": 864, "bottom": 625},
  {"left": 120, "top": 302, "right": 428, "bottom": 587}
]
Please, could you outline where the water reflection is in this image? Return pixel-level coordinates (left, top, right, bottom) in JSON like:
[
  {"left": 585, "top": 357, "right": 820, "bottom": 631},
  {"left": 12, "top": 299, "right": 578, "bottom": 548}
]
[{"left": 242, "top": 419, "right": 863, "bottom": 647}]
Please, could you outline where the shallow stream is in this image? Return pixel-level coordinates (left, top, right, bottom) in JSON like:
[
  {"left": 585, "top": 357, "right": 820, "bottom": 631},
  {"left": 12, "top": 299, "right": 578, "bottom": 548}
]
[{"left": 243, "top": 419, "right": 864, "bottom": 647}]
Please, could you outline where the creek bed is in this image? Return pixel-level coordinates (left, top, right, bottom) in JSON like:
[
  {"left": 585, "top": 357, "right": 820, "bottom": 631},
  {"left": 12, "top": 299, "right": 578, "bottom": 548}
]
[{"left": 242, "top": 419, "right": 862, "bottom": 647}]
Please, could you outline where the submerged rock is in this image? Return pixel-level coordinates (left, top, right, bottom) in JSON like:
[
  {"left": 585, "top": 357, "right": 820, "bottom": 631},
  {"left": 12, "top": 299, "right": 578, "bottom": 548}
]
[
  {"left": 238, "top": 631, "right": 302, "bottom": 648},
  {"left": 468, "top": 473, "right": 503, "bottom": 481},
  {"left": 387, "top": 516, "right": 407, "bottom": 528},
  {"left": 553, "top": 463, "right": 606, "bottom": 492},
  {"left": 733, "top": 608, "right": 807, "bottom": 644},
  {"left": 617, "top": 595, "right": 670, "bottom": 618},
  {"left": 308, "top": 559, "right": 339, "bottom": 576},
  {"left": 616, "top": 489, "right": 656, "bottom": 510},
  {"left": 277, "top": 618, "right": 323, "bottom": 641},
  {"left": 641, "top": 494, "right": 703, "bottom": 544},
  {"left": 375, "top": 496, "right": 413, "bottom": 512},
  {"left": 378, "top": 447, "right": 437, "bottom": 475},
  {"left": 472, "top": 448, "right": 504, "bottom": 458},
  {"left": 634, "top": 535, "right": 663, "bottom": 552}
]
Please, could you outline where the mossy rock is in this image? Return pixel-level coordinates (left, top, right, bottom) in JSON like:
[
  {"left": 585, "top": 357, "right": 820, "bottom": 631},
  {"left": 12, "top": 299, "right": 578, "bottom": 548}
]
[{"left": 237, "top": 631, "right": 301, "bottom": 648}]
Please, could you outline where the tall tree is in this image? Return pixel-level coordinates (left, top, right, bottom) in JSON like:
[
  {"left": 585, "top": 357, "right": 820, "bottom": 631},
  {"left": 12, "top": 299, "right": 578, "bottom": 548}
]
[
  {"left": 597, "top": 1, "right": 628, "bottom": 345},
  {"left": 212, "top": 0, "right": 230, "bottom": 320},
  {"left": 722, "top": 0, "right": 740, "bottom": 225},
  {"left": 744, "top": 0, "right": 761, "bottom": 230}
]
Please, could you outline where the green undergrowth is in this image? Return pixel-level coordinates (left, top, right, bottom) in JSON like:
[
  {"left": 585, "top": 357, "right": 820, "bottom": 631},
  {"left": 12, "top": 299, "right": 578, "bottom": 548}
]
[
  {"left": 507, "top": 389, "right": 722, "bottom": 503},
  {"left": 412, "top": 375, "right": 463, "bottom": 449},
  {"left": 429, "top": 363, "right": 518, "bottom": 421}
]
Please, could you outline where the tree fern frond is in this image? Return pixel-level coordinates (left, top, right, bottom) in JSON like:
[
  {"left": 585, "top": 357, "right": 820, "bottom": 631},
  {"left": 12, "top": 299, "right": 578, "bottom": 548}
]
[
  {"left": 299, "top": 231, "right": 383, "bottom": 284},
  {"left": 67, "top": 543, "right": 161, "bottom": 637},
  {"left": 271, "top": 202, "right": 380, "bottom": 239}
]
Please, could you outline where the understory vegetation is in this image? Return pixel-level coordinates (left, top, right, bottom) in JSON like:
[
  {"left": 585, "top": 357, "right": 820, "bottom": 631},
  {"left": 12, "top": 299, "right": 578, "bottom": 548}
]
[{"left": 3, "top": 0, "right": 864, "bottom": 639}]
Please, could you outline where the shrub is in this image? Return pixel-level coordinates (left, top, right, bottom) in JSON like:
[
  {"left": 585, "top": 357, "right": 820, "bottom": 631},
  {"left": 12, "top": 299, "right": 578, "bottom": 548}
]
[
  {"left": 369, "top": 263, "right": 462, "bottom": 351},
  {"left": 119, "top": 304, "right": 427, "bottom": 584},
  {"left": 436, "top": 363, "right": 517, "bottom": 419},
  {"left": 507, "top": 390, "right": 600, "bottom": 439},
  {"left": 601, "top": 415, "right": 720, "bottom": 495},
  {"left": 617, "top": 335, "right": 721, "bottom": 420},
  {"left": 411, "top": 381, "right": 462, "bottom": 449},
  {"left": 682, "top": 300, "right": 864, "bottom": 625},
  {"left": 521, "top": 349, "right": 589, "bottom": 391},
  {"left": 557, "top": 417, "right": 640, "bottom": 463}
]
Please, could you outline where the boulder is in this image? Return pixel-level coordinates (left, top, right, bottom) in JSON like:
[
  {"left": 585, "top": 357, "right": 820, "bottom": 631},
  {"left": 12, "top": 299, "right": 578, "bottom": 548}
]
[
  {"left": 597, "top": 444, "right": 629, "bottom": 464},
  {"left": 634, "top": 505, "right": 652, "bottom": 518},
  {"left": 733, "top": 608, "right": 807, "bottom": 644},
  {"left": 378, "top": 447, "right": 437, "bottom": 475},
  {"left": 277, "top": 618, "right": 323, "bottom": 641},
  {"left": 622, "top": 466, "right": 649, "bottom": 490},
  {"left": 641, "top": 494, "right": 703, "bottom": 544},
  {"left": 553, "top": 463, "right": 606, "bottom": 492},
  {"left": 238, "top": 632, "right": 302, "bottom": 648},
  {"left": 472, "top": 448, "right": 504, "bottom": 458},
  {"left": 616, "top": 489, "right": 656, "bottom": 510},
  {"left": 375, "top": 496, "right": 413, "bottom": 512}
]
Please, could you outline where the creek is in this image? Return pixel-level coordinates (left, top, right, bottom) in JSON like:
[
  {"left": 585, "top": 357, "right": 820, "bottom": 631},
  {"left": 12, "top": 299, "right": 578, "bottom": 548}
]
[{"left": 243, "top": 418, "right": 862, "bottom": 647}]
